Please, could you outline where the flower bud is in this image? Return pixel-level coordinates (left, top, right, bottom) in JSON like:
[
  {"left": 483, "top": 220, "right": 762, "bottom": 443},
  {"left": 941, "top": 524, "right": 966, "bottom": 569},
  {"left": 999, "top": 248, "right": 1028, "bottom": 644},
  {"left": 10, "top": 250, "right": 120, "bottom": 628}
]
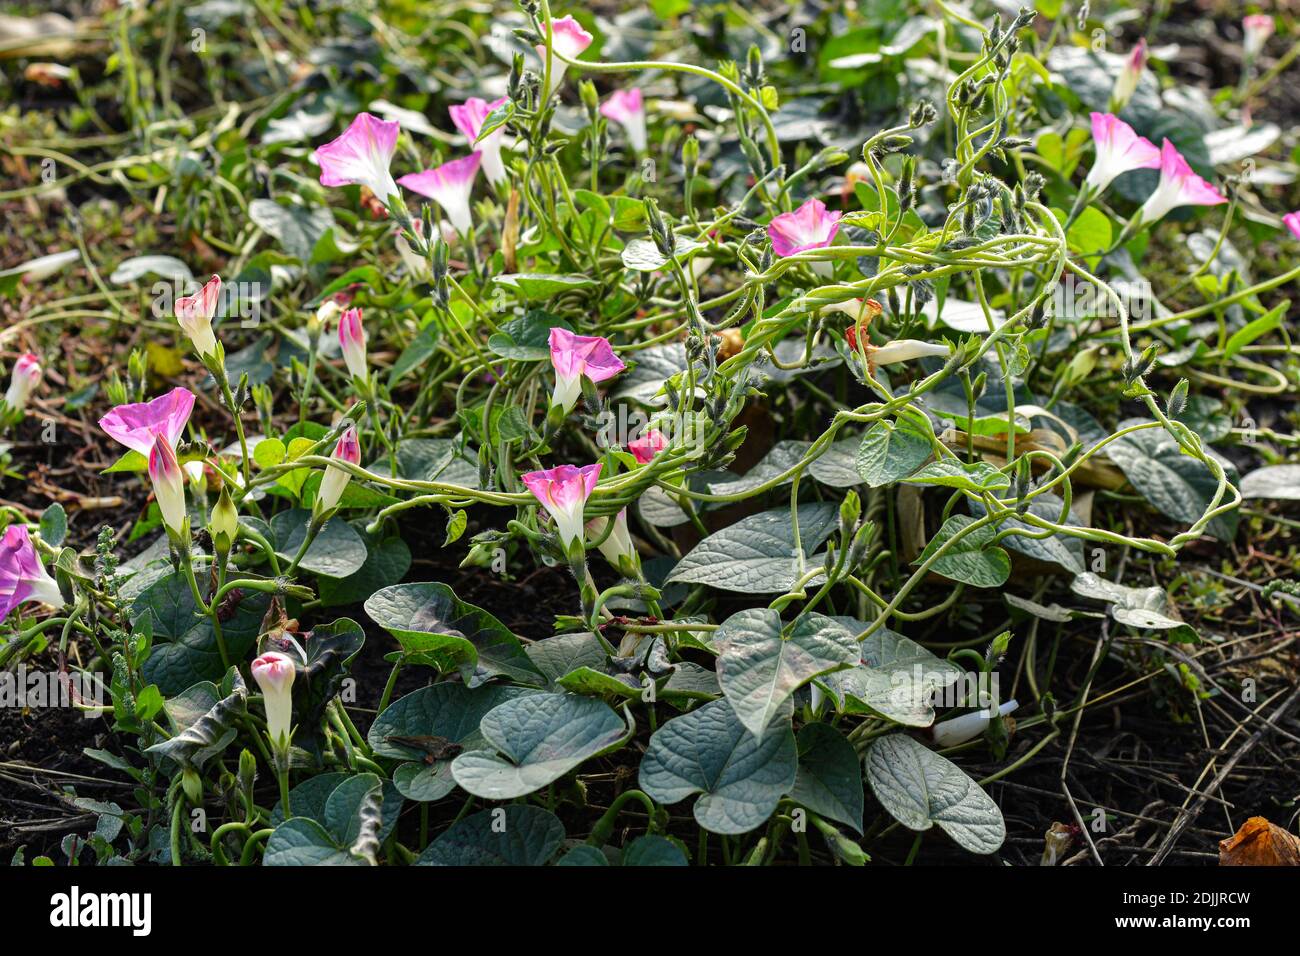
[
  {"left": 251, "top": 651, "right": 296, "bottom": 751},
  {"left": 148, "top": 434, "right": 188, "bottom": 537},
  {"left": 931, "top": 699, "right": 1019, "bottom": 747},
  {"left": 3, "top": 353, "right": 42, "bottom": 416},
  {"left": 316, "top": 424, "right": 361, "bottom": 516},
  {"left": 210, "top": 486, "right": 238, "bottom": 555}
]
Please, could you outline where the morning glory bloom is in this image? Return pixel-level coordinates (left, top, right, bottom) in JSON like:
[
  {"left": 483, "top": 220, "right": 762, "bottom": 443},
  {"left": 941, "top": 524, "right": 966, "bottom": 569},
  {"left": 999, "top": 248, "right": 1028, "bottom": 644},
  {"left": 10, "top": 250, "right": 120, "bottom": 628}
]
[
  {"left": 174, "top": 274, "right": 222, "bottom": 362},
  {"left": 931, "top": 700, "right": 1019, "bottom": 748},
  {"left": 537, "top": 15, "right": 594, "bottom": 95},
  {"left": 628, "top": 428, "right": 667, "bottom": 464},
  {"left": 522, "top": 463, "right": 602, "bottom": 550},
  {"left": 767, "top": 198, "right": 841, "bottom": 275},
  {"left": 449, "top": 97, "right": 509, "bottom": 187},
  {"left": 1137, "top": 138, "right": 1228, "bottom": 226},
  {"left": 586, "top": 508, "right": 638, "bottom": 576},
  {"left": 398, "top": 153, "right": 483, "bottom": 236},
  {"left": 99, "top": 387, "right": 195, "bottom": 457},
  {"left": 314, "top": 112, "right": 402, "bottom": 208},
  {"left": 3, "top": 353, "right": 42, "bottom": 416},
  {"left": 548, "top": 327, "right": 625, "bottom": 415},
  {"left": 0, "top": 525, "right": 64, "bottom": 622},
  {"left": 1284, "top": 211, "right": 1300, "bottom": 239},
  {"left": 1243, "top": 14, "right": 1275, "bottom": 59},
  {"left": 148, "top": 434, "right": 188, "bottom": 536},
  {"left": 251, "top": 651, "right": 296, "bottom": 751},
  {"left": 864, "top": 339, "right": 951, "bottom": 369},
  {"left": 1084, "top": 113, "right": 1161, "bottom": 196},
  {"left": 337, "top": 307, "right": 367, "bottom": 383},
  {"left": 600, "top": 89, "right": 648, "bottom": 154},
  {"left": 316, "top": 424, "right": 361, "bottom": 515}
]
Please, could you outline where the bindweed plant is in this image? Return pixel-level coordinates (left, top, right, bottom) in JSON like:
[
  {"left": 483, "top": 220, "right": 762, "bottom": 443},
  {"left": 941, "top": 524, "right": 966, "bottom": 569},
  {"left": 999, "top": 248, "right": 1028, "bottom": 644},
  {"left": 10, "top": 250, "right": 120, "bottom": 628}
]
[{"left": 1, "top": 0, "right": 1297, "bottom": 867}]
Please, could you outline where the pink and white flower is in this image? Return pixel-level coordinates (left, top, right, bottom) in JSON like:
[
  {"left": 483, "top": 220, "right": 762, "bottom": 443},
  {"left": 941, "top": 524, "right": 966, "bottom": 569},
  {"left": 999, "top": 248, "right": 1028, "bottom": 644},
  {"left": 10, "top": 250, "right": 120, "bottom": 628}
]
[
  {"left": 317, "top": 424, "right": 361, "bottom": 515},
  {"left": 1137, "top": 138, "right": 1228, "bottom": 226},
  {"left": 314, "top": 112, "right": 402, "bottom": 208},
  {"left": 586, "top": 508, "right": 637, "bottom": 575},
  {"left": 600, "top": 89, "right": 648, "bottom": 154},
  {"left": 251, "top": 651, "right": 296, "bottom": 750},
  {"left": 1243, "top": 14, "right": 1275, "bottom": 59},
  {"left": 548, "top": 327, "right": 625, "bottom": 414},
  {"left": 398, "top": 153, "right": 482, "bottom": 236},
  {"left": 449, "top": 97, "right": 510, "bottom": 187},
  {"left": 148, "top": 433, "right": 188, "bottom": 535},
  {"left": 628, "top": 428, "right": 667, "bottom": 464},
  {"left": 0, "top": 525, "right": 63, "bottom": 622},
  {"left": 99, "top": 387, "right": 195, "bottom": 457},
  {"left": 338, "top": 307, "right": 367, "bottom": 383},
  {"left": 3, "top": 353, "right": 42, "bottom": 415},
  {"left": 767, "top": 199, "right": 841, "bottom": 275},
  {"left": 537, "top": 15, "right": 594, "bottom": 95},
  {"left": 1110, "top": 39, "right": 1147, "bottom": 111},
  {"left": 175, "top": 274, "right": 222, "bottom": 361},
  {"left": 1284, "top": 210, "right": 1300, "bottom": 240},
  {"left": 1084, "top": 113, "right": 1161, "bottom": 196},
  {"left": 522, "top": 463, "right": 602, "bottom": 549}
]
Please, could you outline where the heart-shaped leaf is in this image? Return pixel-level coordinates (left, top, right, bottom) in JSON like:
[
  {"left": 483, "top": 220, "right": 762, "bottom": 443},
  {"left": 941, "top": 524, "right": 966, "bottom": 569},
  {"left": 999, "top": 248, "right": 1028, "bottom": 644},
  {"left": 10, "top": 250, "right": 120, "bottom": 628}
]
[
  {"left": 914, "top": 515, "right": 1011, "bottom": 588},
  {"left": 789, "top": 723, "right": 864, "bottom": 834},
  {"left": 667, "top": 503, "right": 840, "bottom": 593},
  {"left": 270, "top": 509, "right": 368, "bottom": 579},
  {"left": 416, "top": 805, "right": 565, "bottom": 866},
  {"left": 856, "top": 417, "right": 933, "bottom": 486}
]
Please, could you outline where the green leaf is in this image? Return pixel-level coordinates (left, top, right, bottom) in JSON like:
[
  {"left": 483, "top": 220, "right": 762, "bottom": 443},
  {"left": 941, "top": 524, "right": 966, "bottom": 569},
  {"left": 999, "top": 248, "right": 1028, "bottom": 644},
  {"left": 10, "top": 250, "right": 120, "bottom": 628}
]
[
  {"left": 486, "top": 310, "right": 572, "bottom": 361},
  {"left": 146, "top": 672, "right": 246, "bottom": 769},
  {"left": 864, "top": 734, "right": 1005, "bottom": 854},
  {"left": 1223, "top": 300, "right": 1287, "bottom": 360},
  {"left": 450, "top": 693, "right": 629, "bottom": 799},
  {"left": 807, "top": 437, "right": 865, "bottom": 488},
  {"left": 364, "top": 582, "right": 543, "bottom": 685},
  {"left": 1241, "top": 464, "right": 1300, "bottom": 501},
  {"left": 493, "top": 272, "right": 596, "bottom": 300},
  {"left": 315, "top": 536, "right": 411, "bottom": 607},
  {"left": 714, "top": 608, "right": 858, "bottom": 736},
  {"left": 856, "top": 417, "right": 933, "bottom": 486},
  {"left": 109, "top": 255, "right": 193, "bottom": 285},
  {"left": 263, "top": 818, "right": 367, "bottom": 866},
  {"left": 249, "top": 199, "right": 335, "bottom": 262},
  {"left": 620, "top": 234, "right": 706, "bottom": 272},
  {"left": 39, "top": 503, "right": 67, "bottom": 547},
  {"left": 269, "top": 508, "right": 368, "bottom": 578},
  {"left": 706, "top": 440, "right": 810, "bottom": 497},
  {"left": 903, "top": 459, "right": 1010, "bottom": 494},
  {"left": 269, "top": 772, "right": 403, "bottom": 847},
  {"left": 367, "top": 683, "right": 527, "bottom": 802},
  {"left": 525, "top": 631, "right": 609, "bottom": 687},
  {"left": 789, "top": 723, "right": 864, "bottom": 834},
  {"left": 1070, "top": 572, "right": 1194, "bottom": 638},
  {"left": 817, "top": 623, "right": 963, "bottom": 726},
  {"left": 968, "top": 494, "right": 1085, "bottom": 574},
  {"left": 667, "top": 502, "right": 839, "bottom": 593},
  {"left": 639, "top": 698, "right": 797, "bottom": 835},
  {"left": 914, "top": 515, "right": 1011, "bottom": 588},
  {"left": 1063, "top": 206, "right": 1112, "bottom": 263},
  {"left": 416, "top": 805, "right": 565, "bottom": 866},
  {"left": 389, "top": 325, "right": 440, "bottom": 385}
]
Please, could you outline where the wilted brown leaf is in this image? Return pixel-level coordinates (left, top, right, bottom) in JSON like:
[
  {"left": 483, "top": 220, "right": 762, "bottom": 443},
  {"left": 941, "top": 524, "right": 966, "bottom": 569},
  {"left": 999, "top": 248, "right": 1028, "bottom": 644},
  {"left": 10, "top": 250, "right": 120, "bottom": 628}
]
[{"left": 1219, "top": 816, "right": 1300, "bottom": 866}]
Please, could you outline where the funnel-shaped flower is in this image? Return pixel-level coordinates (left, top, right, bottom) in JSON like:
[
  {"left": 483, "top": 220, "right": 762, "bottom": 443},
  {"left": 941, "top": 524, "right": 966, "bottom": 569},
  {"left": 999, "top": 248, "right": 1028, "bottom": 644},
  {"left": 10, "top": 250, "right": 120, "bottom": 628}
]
[
  {"left": 586, "top": 509, "right": 638, "bottom": 575},
  {"left": 175, "top": 274, "right": 222, "bottom": 362},
  {"left": 317, "top": 425, "right": 361, "bottom": 515},
  {"left": 522, "top": 463, "right": 602, "bottom": 549},
  {"left": 398, "top": 153, "right": 482, "bottom": 235},
  {"left": 1137, "top": 138, "right": 1227, "bottom": 226},
  {"left": 866, "top": 339, "right": 950, "bottom": 367},
  {"left": 314, "top": 112, "right": 401, "bottom": 208},
  {"left": 931, "top": 700, "right": 1019, "bottom": 747},
  {"left": 1243, "top": 14, "right": 1275, "bottom": 59},
  {"left": 1285, "top": 211, "right": 1300, "bottom": 240},
  {"left": 548, "top": 327, "right": 625, "bottom": 414},
  {"left": 148, "top": 434, "right": 188, "bottom": 536},
  {"left": 600, "top": 89, "right": 648, "bottom": 154},
  {"left": 449, "top": 97, "right": 509, "bottom": 187},
  {"left": 338, "top": 308, "right": 367, "bottom": 383},
  {"left": 1110, "top": 39, "right": 1146, "bottom": 111},
  {"left": 251, "top": 651, "right": 296, "bottom": 750},
  {"left": 537, "top": 15, "right": 593, "bottom": 96},
  {"left": 0, "top": 525, "right": 64, "bottom": 622},
  {"left": 1083, "top": 113, "right": 1161, "bottom": 196},
  {"left": 99, "top": 387, "right": 195, "bottom": 457},
  {"left": 3, "top": 353, "right": 42, "bottom": 415},
  {"left": 628, "top": 428, "right": 667, "bottom": 464},
  {"left": 768, "top": 198, "right": 841, "bottom": 263}
]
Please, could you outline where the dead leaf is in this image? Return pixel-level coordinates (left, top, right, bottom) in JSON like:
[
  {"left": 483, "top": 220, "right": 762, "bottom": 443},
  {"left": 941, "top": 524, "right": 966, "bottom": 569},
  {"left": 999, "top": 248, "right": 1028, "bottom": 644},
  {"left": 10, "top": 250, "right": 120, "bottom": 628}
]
[{"left": 1219, "top": 816, "right": 1300, "bottom": 866}]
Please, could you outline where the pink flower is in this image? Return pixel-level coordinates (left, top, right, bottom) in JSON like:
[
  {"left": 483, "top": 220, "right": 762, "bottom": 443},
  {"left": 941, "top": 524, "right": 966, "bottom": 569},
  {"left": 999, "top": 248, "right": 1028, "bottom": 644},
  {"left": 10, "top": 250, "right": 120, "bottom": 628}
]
[
  {"left": 1243, "top": 14, "right": 1275, "bottom": 58},
  {"left": 1138, "top": 139, "right": 1228, "bottom": 226},
  {"left": 1284, "top": 211, "right": 1300, "bottom": 240},
  {"left": 398, "top": 153, "right": 482, "bottom": 235},
  {"left": 316, "top": 424, "right": 361, "bottom": 515},
  {"left": 338, "top": 307, "right": 367, "bottom": 383},
  {"left": 1110, "top": 39, "right": 1146, "bottom": 111},
  {"left": 175, "top": 274, "right": 222, "bottom": 361},
  {"left": 600, "top": 89, "right": 647, "bottom": 154},
  {"left": 1084, "top": 113, "right": 1161, "bottom": 196},
  {"left": 767, "top": 198, "right": 841, "bottom": 263},
  {"left": 0, "top": 525, "right": 63, "bottom": 621},
  {"left": 314, "top": 112, "right": 401, "bottom": 207},
  {"left": 627, "top": 428, "right": 667, "bottom": 464},
  {"left": 537, "top": 15, "right": 593, "bottom": 95},
  {"left": 99, "top": 387, "right": 195, "bottom": 457},
  {"left": 548, "top": 327, "right": 625, "bottom": 413},
  {"left": 148, "top": 433, "right": 187, "bottom": 535},
  {"left": 251, "top": 651, "right": 296, "bottom": 749},
  {"left": 449, "top": 97, "right": 509, "bottom": 186},
  {"left": 522, "top": 463, "right": 602, "bottom": 548},
  {"left": 4, "top": 353, "right": 42, "bottom": 414}
]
